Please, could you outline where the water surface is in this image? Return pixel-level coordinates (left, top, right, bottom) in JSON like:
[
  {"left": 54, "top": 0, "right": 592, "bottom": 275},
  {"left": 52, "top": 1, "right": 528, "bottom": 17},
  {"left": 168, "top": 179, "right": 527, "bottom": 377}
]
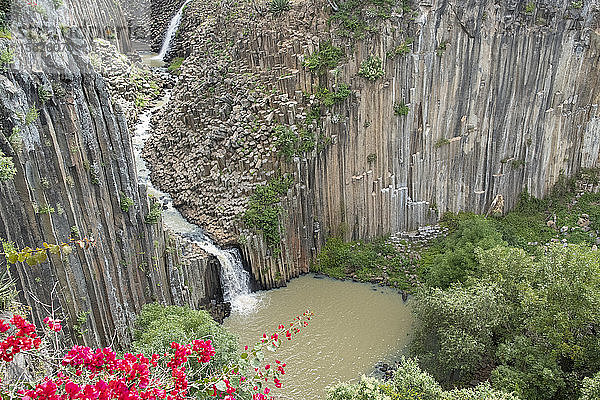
[{"left": 224, "top": 275, "right": 413, "bottom": 400}]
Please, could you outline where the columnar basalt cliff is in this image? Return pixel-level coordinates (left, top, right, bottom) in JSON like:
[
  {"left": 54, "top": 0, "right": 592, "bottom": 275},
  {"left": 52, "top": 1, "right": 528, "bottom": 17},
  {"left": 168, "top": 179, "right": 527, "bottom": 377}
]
[
  {"left": 144, "top": 0, "right": 600, "bottom": 288},
  {"left": 0, "top": 0, "right": 224, "bottom": 347}
]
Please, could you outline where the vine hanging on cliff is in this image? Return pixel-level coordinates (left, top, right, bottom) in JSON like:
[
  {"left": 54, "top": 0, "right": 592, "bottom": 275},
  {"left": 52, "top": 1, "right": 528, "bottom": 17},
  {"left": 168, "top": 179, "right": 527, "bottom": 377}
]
[
  {"left": 0, "top": 238, "right": 95, "bottom": 266},
  {"left": 243, "top": 175, "right": 293, "bottom": 256}
]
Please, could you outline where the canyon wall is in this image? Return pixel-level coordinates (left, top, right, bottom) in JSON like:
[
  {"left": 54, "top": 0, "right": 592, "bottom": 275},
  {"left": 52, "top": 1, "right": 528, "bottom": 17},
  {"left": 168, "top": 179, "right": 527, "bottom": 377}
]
[
  {"left": 0, "top": 0, "right": 224, "bottom": 347},
  {"left": 145, "top": 0, "right": 600, "bottom": 288}
]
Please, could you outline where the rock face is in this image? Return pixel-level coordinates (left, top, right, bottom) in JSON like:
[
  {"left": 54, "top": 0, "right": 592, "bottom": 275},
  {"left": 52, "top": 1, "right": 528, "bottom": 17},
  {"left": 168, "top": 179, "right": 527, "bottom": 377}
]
[
  {"left": 144, "top": 0, "right": 600, "bottom": 288},
  {"left": 0, "top": 0, "right": 224, "bottom": 347}
]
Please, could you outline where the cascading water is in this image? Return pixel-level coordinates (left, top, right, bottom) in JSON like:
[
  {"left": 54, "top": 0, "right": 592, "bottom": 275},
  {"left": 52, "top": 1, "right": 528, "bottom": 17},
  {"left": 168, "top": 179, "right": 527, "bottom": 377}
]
[
  {"left": 154, "top": 0, "right": 194, "bottom": 60},
  {"left": 132, "top": 91, "right": 258, "bottom": 314}
]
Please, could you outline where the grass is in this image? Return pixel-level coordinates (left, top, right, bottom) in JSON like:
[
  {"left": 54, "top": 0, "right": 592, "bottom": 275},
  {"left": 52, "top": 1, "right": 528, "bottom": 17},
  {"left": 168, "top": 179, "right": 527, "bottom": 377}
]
[{"left": 311, "top": 237, "right": 418, "bottom": 290}]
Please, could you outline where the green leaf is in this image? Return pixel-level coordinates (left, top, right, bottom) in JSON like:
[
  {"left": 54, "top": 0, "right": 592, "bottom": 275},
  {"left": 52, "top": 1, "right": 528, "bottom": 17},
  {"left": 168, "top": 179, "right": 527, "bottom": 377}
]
[
  {"left": 25, "top": 255, "right": 37, "bottom": 266},
  {"left": 7, "top": 252, "right": 18, "bottom": 264},
  {"left": 36, "top": 251, "right": 48, "bottom": 264},
  {"left": 240, "top": 352, "right": 249, "bottom": 360},
  {"left": 17, "top": 251, "right": 28, "bottom": 262},
  {"left": 49, "top": 244, "right": 60, "bottom": 255}
]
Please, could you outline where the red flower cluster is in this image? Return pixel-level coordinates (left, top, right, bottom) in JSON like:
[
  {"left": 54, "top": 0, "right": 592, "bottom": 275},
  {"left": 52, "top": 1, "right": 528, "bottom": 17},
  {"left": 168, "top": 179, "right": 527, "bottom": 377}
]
[
  {"left": 43, "top": 318, "right": 62, "bottom": 333},
  {"left": 21, "top": 340, "right": 216, "bottom": 400},
  {"left": 0, "top": 310, "right": 314, "bottom": 400},
  {"left": 0, "top": 315, "right": 41, "bottom": 362},
  {"left": 191, "top": 339, "right": 216, "bottom": 363}
]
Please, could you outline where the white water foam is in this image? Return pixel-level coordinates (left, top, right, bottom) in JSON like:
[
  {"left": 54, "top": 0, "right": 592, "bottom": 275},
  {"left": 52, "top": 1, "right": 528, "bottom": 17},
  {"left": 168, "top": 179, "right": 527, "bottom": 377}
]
[
  {"left": 154, "top": 0, "right": 195, "bottom": 60},
  {"left": 132, "top": 92, "right": 259, "bottom": 314}
]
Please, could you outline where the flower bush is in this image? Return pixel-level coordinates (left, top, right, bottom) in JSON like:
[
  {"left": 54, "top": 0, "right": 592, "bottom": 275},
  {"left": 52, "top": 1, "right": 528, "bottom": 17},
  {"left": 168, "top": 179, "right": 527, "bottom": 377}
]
[{"left": 0, "top": 310, "right": 313, "bottom": 400}]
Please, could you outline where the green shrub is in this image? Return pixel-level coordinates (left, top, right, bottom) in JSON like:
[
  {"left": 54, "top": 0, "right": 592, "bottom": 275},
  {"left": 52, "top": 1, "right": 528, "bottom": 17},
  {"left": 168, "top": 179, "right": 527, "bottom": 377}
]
[
  {"left": 274, "top": 125, "right": 298, "bottom": 160},
  {"left": 413, "top": 244, "right": 600, "bottom": 399},
  {"left": 388, "top": 37, "right": 414, "bottom": 57},
  {"left": 571, "top": 1, "right": 583, "bottom": 8},
  {"left": 303, "top": 41, "right": 344, "bottom": 74},
  {"left": 421, "top": 215, "right": 506, "bottom": 288},
  {"left": 269, "top": 0, "right": 290, "bottom": 15},
  {"left": 167, "top": 57, "right": 184, "bottom": 74},
  {"left": 0, "top": 47, "right": 13, "bottom": 70},
  {"left": 436, "top": 40, "right": 449, "bottom": 56},
  {"left": 38, "top": 85, "right": 52, "bottom": 104},
  {"left": 525, "top": 2, "right": 535, "bottom": 13},
  {"left": 315, "top": 83, "right": 351, "bottom": 107},
  {"left": 0, "top": 150, "right": 16, "bottom": 181},
  {"left": 329, "top": 0, "right": 395, "bottom": 39},
  {"left": 0, "top": 26, "right": 10, "bottom": 39},
  {"left": 580, "top": 373, "right": 600, "bottom": 400},
  {"left": 358, "top": 55, "right": 384, "bottom": 81},
  {"left": 120, "top": 192, "right": 134, "bottom": 212},
  {"left": 145, "top": 200, "right": 162, "bottom": 224},
  {"left": 392, "top": 357, "right": 443, "bottom": 399},
  {"left": 133, "top": 304, "right": 238, "bottom": 377},
  {"left": 24, "top": 106, "right": 39, "bottom": 125},
  {"left": 298, "top": 128, "right": 315, "bottom": 153},
  {"left": 510, "top": 159, "right": 525, "bottom": 169},
  {"left": 411, "top": 282, "right": 511, "bottom": 385},
  {"left": 394, "top": 101, "right": 409, "bottom": 116},
  {"left": 36, "top": 205, "right": 55, "bottom": 214},
  {"left": 327, "top": 358, "right": 519, "bottom": 400},
  {"left": 435, "top": 138, "right": 450, "bottom": 148},
  {"left": 312, "top": 237, "right": 414, "bottom": 289},
  {"left": 243, "top": 175, "right": 293, "bottom": 252},
  {"left": 8, "top": 131, "right": 22, "bottom": 152}
]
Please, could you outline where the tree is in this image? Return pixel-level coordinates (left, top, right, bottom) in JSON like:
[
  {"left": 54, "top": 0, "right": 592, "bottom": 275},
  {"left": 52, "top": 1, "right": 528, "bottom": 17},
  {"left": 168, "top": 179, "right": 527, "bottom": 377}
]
[{"left": 421, "top": 216, "right": 505, "bottom": 288}]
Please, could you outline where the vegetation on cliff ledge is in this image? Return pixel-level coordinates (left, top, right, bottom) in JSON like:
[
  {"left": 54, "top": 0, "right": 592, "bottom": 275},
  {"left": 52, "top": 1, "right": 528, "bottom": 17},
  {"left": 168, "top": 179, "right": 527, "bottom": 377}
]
[{"left": 243, "top": 174, "right": 293, "bottom": 255}]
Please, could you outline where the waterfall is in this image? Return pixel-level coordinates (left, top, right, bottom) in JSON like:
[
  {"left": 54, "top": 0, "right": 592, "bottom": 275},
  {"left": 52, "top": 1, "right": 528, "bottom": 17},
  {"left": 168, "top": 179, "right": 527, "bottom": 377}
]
[
  {"left": 155, "top": 0, "right": 194, "bottom": 60},
  {"left": 132, "top": 94, "right": 258, "bottom": 314}
]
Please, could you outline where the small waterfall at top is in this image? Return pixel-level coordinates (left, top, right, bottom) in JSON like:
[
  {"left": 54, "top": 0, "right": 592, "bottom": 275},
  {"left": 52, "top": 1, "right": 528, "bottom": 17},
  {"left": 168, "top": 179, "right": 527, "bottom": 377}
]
[
  {"left": 132, "top": 94, "right": 259, "bottom": 314},
  {"left": 154, "top": 0, "right": 194, "bottom": 60}
]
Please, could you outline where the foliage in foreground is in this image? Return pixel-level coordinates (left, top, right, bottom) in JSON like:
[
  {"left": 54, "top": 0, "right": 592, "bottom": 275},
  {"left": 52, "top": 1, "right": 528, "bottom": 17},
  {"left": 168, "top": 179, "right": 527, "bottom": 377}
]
[
  {"left": 327, "top": 357, "right": 520, "bottom": 400},
  {"left": 0, "top": 302, "right": 313, "bottom": 400}
]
